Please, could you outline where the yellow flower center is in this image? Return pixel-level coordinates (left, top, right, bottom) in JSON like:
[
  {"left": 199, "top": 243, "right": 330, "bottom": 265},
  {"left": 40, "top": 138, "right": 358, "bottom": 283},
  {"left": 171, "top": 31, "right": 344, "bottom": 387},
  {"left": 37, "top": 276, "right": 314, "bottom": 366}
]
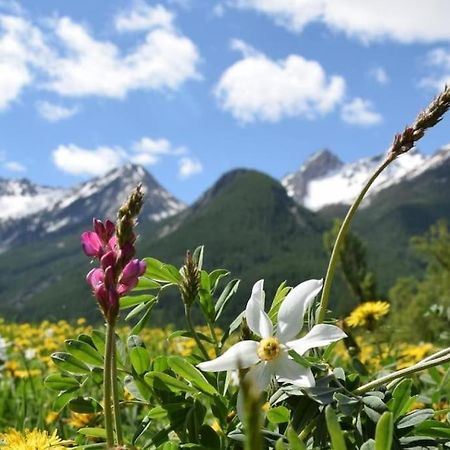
[{"left": 257, "top": 337, "right": 280, "bottom": 361}]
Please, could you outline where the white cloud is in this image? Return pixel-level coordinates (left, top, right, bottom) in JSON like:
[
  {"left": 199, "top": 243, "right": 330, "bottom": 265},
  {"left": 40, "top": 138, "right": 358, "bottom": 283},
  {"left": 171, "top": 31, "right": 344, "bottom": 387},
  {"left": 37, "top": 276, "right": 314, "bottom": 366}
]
[
  {"left": 44, "top": 17, "right": 200, "bottom": 98},
  {"left": 178, "top": 157, "right": 202, "bottom": 179},
  {"left": 36, "top": 101, "right": 79, "bottom": 122},
  {"left": 131, "top": 137, "right": 186, "bottom": 165},
  {"left": 369, "top": 66, "right": 389, "bottom": 85},
  {"left": 214, "top": 41, "right": 345, "bottom": 123},
  {"left": 52, "top": 145, "right": 126, "bottom": 176},
  {"left": 420, "top": 47, "right": 450, "bottom": 90},
  {"left": 0, "top": 15, "right": 47, "bottom": 110},
  {"left": 115, "top": 2, "right": 174, "bottom": 33},
  {"left": 227, "top": 0, "right": 450, "bottom": 43},
  {"left": 0, "top": 4, "right": 200, "bottom": 108},
  {"left": 340, "top": 97, "right": 382, "bottom": 126},
  {"left": 3, "top": 160, "right": 25, "bottom": 172},
  {"left": 52, "top": 137, "right": 201, "bottom": 178}
]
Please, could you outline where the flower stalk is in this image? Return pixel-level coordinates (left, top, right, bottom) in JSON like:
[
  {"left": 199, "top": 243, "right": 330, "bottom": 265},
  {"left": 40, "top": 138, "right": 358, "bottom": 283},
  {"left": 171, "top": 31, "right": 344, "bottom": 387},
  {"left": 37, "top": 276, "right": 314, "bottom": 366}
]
[
  {"left": 317, "top": 85, "right": 450, "bottom": 324},
  {"left": 354, "top": 352, "right": 450, "bottom": 396},
  {"left": 81, "top": 185, "right": 146, "bottom": 448}
]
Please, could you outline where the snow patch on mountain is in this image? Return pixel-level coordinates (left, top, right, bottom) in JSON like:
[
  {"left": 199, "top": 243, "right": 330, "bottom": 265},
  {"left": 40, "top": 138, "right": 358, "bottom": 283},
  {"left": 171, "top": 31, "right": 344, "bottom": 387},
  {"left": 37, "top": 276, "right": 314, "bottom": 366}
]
[
  {"left": 0, "top": 179, "right": 67, "bottom": 220},
  {"left": 282, "top": 147, "right": 450, "bottom": 210}
]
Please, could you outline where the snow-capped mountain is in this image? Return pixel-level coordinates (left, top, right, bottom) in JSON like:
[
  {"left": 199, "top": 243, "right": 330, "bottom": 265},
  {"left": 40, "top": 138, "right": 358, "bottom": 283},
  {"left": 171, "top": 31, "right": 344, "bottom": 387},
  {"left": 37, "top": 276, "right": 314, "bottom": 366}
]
[
  {"left": 282, "top": 146, "right": 450, "bottom": 211},
  {"left": 0, "top": 178, "right": 67, "bottom": 221},
  {"left": 0, "top": 164, "right": 185, "bottom": 252}
]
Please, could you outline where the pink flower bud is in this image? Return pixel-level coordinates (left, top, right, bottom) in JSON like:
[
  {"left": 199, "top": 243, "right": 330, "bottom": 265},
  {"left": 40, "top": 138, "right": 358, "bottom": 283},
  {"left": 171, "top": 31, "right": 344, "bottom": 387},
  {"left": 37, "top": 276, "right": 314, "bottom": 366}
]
[
  {"left": 86, "top": 268, "right": 104, "bottom": 290},
  {"left": 101, "top": 251, "right": 116, "bottom": 271}
]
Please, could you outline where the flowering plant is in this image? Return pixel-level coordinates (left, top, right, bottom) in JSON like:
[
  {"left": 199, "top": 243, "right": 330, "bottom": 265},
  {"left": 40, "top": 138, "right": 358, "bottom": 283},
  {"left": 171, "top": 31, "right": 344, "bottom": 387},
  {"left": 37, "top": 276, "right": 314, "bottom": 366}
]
[{"left": 41, "top": 86, "right": 450, "bottom": 449}]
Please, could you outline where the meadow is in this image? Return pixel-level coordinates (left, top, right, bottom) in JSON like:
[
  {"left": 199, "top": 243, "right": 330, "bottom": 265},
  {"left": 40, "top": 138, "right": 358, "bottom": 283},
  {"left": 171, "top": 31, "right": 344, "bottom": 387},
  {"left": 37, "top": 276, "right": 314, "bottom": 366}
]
[{"left": 0, "top": 87, "right": 450, "bottom": 450}]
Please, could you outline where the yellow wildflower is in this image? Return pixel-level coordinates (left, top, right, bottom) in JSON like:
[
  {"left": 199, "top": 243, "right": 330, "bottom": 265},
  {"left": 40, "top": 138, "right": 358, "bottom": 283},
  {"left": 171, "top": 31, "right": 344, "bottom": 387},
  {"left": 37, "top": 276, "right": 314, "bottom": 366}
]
[
  {"left": 398, "top": 343, "right": 434, "bottom": 369},
  {"left": 0, "top": 428, "right": 66, "bottom": 449},
  {"left": 66, "top": 412, "right": 96, "bottom": 428},
  {"left": 346, "top": 301, "right": 390, "bottom": 329}
]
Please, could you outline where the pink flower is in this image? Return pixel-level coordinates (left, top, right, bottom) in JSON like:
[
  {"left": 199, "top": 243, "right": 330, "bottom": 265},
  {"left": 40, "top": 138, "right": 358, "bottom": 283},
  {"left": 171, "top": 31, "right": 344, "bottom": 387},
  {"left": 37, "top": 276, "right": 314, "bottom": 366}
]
[{"left": 118, "top": 259, "right": 146, "bottom": 295}]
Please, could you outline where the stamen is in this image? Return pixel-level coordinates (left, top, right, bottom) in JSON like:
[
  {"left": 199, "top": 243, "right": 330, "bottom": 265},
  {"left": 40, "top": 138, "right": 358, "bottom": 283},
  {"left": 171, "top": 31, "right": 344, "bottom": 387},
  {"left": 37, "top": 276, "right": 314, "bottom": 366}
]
[{"left": 257, "top": 337, "right": 280, "bottom": 361}]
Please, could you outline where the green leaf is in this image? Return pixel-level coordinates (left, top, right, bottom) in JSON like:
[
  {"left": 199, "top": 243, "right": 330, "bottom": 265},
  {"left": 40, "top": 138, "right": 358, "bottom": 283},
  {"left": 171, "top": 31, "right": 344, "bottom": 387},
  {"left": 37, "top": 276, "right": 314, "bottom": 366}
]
[
  {"left": 131, "top": 300, "right": 157, "bottom": 334},
  {"left": 415, "top": 419, "right": 450, "bottom": 438},
  {"left": 134, "top": 277, "right": 161, "bottom": 291},
  {"left": 193, "top": 246, "right": 204, "bottom": 271},
  {"left": 168, "top": 356, "right": 218, "bottom": 396},
  {"left": 208, "top": 269, "right": 229, "bottom": 293},
  {"left": 215, "top": 279, "right": 240, "bottom": 321},
  {"left": 51, "top": 352, "right": 90, "bottom": 375},
  {"left": 389, "top": 379, "right": 412, "bottom": 420},
  {"left": 78, "top": 428, "right": 107, "bottom": 439},
  {"left": 397, "top": 409, "right": 434, "bottom": 429},
  {"left": 268, "top": 281, "right": 291, "bottom": 322},
  {"left": 325, "top": 406, "right": 347, "bottom": 450},
  {"left": 90, "top": 330, "right": 106, "bottom": 355},
  {"left": 199, "top": 270, "right": 215, "bottom": 320},
  {"left": 68, "top": 397, "right": 102, "bottom": 414},
  {"left": 360, "top": 440, "right": 375, "bottom": 450},
  {"left": 275, "top": 438, "right": 285, "bottom": 450},
  {"left": 199, "top": 425, "right": 220, "bottom": 449},
  {"left": 120, "top": 294, "right": 156, "bottom": 309},
  {"left": 144, "top": 257, "right": 181, "bottom": 284},
  {"left": 375, "top": 412, "right": 393, "bottom": 450},
  {"left": 65, "top": 339, "right": 103, "bottom": 366},
  {"left": 130, "top": 347, "right": 150, "bottom": 375},
  {"left": 267, "top": 406, "right": 290, "bottom": 424},
  {"left": 287, "top": 428, "right": 307, "bottom": 450},
  {"left": 144, "top": 372, "right": 197, "bottom": 394},
  {"left": 44, "top": 374, "right": 81, "bottom": 392}
]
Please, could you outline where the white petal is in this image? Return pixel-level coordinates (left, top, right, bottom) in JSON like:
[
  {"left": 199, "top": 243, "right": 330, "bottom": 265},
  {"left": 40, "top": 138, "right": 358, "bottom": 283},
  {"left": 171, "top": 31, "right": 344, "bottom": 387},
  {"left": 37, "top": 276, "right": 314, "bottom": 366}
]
[
  {"left": 197, "top": 341, "right": 259, "bottom": 372},
  {"left": 236, "top": 362, "right": 274, "bottom": 421},
  {"left": 277, "top": 279, "right": 323, "bottom": 342},
  {"left": 245, "top": 279, "right": 273, "bottom": 338},
  {"left": 287, "top": 324, "right": 347, "bottom": 356},
  {"left": 245, "top": 361, "right": 274, "bottom": 391},
  {"left": 275, "top": 353, "right": 315, "bottom": 388}
]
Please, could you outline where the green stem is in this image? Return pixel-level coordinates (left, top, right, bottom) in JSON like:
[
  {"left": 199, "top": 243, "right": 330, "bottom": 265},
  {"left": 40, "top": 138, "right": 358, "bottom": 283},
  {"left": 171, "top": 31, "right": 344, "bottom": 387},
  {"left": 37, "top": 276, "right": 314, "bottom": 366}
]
[
  {"left": 184, "top": 304, "right": 210, "bottom": 360},
  {"left": 354, "top": 353, "right": 450, "bottom": 395},
  {"left": 111, "top": 332, "right": 124, "bottom": 446},
  {"left": 208, "top": 321, "right": 221, "bottom": 356},
  {"left": 317, "top": 157, "right": 393, "bottom": 324},
  {"left": 104, "top": 322, "right": 115, "bottom": 448},
  {"left": 298, "top": 416, "right": 318, "bottom": 442},
  {"left": 421, "top": 346, "right": 450, "bottom": 364}
]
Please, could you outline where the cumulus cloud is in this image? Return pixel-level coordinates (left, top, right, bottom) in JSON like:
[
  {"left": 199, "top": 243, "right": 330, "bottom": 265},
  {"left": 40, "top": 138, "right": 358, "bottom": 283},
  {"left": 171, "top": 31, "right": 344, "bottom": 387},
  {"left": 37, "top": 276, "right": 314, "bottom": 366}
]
[
  {"left": 420, "top": 47, "right": 450, "bottom": 90},
  {"left": 0, "top": 151, "right": 26, "bottom": 172},
  {"left": 52, "top": 145, "right": 126, "bottom": 176},
  {"left": 36, "top": 101, "right": 79, "bottom": 122},
  {"left": 45, "top": 16, "right": 200, "bottom": 98},
  {"left": 340, "top": 97, "right": 382, "bottom": 126},
  {"left": 369, "top": 66, "right": 389, "bottom": 85},
  {"left": 214, "top": 40, "right": 345, "bottom": 123},
  {"left": 0, "top": 3, "right": 200, "bottom": 108},
  {"left": 0, "top": 15, "right": 49, "bottom": 110},
  {"left": 178, "top": 157, "right": 203, "bottom": 179},
  {"left": 3, "top": 160, "right": 26, "bottom": 172},
  {"left": 131, "top": 137, "right": 186, "bottom": 165},
  {"left": 52, "top": 137, "right": 201, "bottom": 179},
  {"left": 115, "top": 2, "right": 174, "bottom": 32},
  {"left": 227, "top": 0, "right": 450, "bottom": 43}
]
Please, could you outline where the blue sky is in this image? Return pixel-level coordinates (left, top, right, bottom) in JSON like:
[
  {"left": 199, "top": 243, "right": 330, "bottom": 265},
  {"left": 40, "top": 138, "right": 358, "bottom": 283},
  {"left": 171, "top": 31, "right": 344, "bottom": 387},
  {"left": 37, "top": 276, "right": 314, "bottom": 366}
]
[{"left": 0, "top": 0, "right": 449, "bottom": 203}]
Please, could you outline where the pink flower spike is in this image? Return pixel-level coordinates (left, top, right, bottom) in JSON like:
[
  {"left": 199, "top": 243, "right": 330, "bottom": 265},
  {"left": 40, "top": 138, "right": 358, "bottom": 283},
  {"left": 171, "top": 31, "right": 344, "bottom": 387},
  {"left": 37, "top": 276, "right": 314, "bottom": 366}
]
[
  {"left": 81, "top": 231, "right": 103, "bottom": 258},
  {"left": 104, "top": 266, "right": 115, "bottom": 290},
  {"left": 86, "top": 268, "right": 104, "bottom": 289},
  {"left": 121, "top": 259, "right": 146, "bottom": 284},
  {"left": 93, "top": 219, "right": 106, "bottom": 242},
  {"left": 101, "top": 251, "right": 116, "bottom": 271},
  {"left": 105, "top": 220, "right": 115, "bottom": 241}
]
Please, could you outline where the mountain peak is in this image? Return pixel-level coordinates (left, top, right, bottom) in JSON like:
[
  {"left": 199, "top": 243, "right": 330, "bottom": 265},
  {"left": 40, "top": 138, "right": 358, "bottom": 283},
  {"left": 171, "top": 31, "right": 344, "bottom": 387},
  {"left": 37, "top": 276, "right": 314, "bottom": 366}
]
[{"left": 300, "top": 149, "right": 343, "bottom": 175}]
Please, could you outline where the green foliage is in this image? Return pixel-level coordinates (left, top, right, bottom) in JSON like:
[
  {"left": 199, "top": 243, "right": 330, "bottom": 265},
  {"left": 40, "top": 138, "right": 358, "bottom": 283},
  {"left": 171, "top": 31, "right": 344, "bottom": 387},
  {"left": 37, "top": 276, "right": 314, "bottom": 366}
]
[
  {"left": 388, "top": 220, "right": 450, "bottom": 342},
  {"left": 324, "top": 219, "right": 377, "bottom": 303}
]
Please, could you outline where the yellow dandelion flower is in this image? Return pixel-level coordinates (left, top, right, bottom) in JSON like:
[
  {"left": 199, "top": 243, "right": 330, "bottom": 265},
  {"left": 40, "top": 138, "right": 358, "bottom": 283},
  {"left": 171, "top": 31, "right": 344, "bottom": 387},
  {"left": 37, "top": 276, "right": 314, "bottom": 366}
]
[
  {"left": 0, "top": 428, "right": 66, "bottom": 449},
  {"left": 66, "top": 412, "right": 96, "bottom": 429},
  {"left": 45, "top": 411, "right": 59, "bottom": 425},
  {"left": 346, "top": 301, "right": 390, "bottom": 329},
  {"left": 397, "top": 343, "right": 434, "bottom": 369}
]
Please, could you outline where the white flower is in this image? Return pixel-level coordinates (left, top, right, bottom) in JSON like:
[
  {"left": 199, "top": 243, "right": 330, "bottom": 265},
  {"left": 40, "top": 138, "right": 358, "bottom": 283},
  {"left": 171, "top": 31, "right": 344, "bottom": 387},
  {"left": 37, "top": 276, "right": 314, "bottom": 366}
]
[
  {"left": 0, "top": 337, "right": 9, "bottom": 362},
  {"left": 197, "top": 279, "right": 346, "bottom": 395}
]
